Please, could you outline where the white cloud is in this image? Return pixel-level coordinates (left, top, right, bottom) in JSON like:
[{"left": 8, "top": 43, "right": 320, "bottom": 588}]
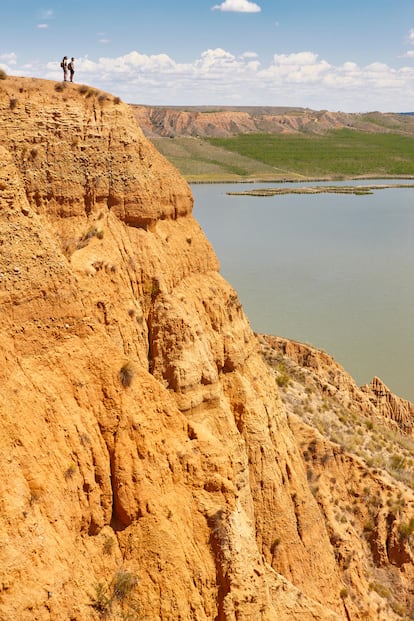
[
  {"left": 97, "top": 32, "right": 110, "bottom": 44},
  {"left": 401, "top": 29, "right": 414, "bottom": 56},
  {"left": 41, "top": 9, "right": 54, "bottom": 19},
  {"left": 260, "top": 52, "right": 331, "bottom": 83},
  {"left": 272, "top": 51, "right": 321, "bottom": 66},
  {"left": 11, "top": 47, "right": 414, "bottom": 112},
  {"left": 196, "top": 48, "right": 238, "bottom": 70},
  {"left": 37, "top": 24, "right": 49, "bottom": 29},
  {"left": 212, "top": 0, "right": 261, "bottom": 13},
  {"left": 0, "top": 53, "right": 17, "bottom": 66},
  {"left": 95, "top": 51, "right": 178, "bottom": 74}
]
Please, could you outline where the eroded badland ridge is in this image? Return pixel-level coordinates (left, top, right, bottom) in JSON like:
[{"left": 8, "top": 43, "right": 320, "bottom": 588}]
[
  {"left": 1, "top": 76, "right": 414, "bottom": 620},
  {"left": 130, "top": 105, "right": 414, "bottom": 182},
  {"left": 131, "top": 105, "right": 414, "bottom": 138}
]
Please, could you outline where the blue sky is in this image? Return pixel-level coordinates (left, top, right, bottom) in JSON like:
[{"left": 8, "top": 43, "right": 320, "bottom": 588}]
[{"left": 1, "top": 0, "right": 414, "bottom": 111}]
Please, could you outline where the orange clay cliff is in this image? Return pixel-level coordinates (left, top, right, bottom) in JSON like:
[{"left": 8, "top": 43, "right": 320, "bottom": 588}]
[{"left": 1, "top": 76, "right": 414, "bottom": 620}]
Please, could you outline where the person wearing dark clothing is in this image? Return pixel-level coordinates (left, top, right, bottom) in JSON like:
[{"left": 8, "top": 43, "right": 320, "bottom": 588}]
[
  {"left": 68, "top": 58, "right": 75, "bottom": 82},
  {"left": 60, "top": 56, "right": 68, "bottom": 81}
]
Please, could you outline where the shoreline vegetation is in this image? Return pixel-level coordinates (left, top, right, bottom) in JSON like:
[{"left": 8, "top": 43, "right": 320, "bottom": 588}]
[
  {"left": 150, "top": 129, "right": 414, "bottom": 184},
  {"left": 226, "top": 183, "right": 414, "bottom": 196}
]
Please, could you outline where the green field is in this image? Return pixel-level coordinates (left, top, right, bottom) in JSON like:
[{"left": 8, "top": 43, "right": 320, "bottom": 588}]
[
  {"left": 152, "top": 130, "right": 414, "bottom": 182},
  {"left": 151, "top": 136, "right": 282, "bottom": 182},
  {"left": 208, "top": 130, "right": 414, "bottom": 179}
]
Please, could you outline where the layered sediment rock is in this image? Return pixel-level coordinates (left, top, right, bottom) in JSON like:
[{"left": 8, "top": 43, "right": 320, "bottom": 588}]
[
  {"left": 264, "top": 335, "right": 414, "bottom": 434},
  {"left": 1, "top": 77, "right": 414, "bottom": 620},
  {"left": 131, "top": 105, "right": 414, "bottom": 138},
  {"left": 362, "top": 376, "right": 414, "bottom": 433}
]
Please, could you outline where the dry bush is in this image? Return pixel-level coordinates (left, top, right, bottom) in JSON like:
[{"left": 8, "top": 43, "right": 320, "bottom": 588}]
[{"left": 119, "top": 362, "right": 135, "bottom": 387}]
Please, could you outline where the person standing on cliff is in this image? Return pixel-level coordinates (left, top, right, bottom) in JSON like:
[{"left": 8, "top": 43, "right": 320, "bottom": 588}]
[
  {"left": 60, "top": 56, "right": 68, "bottom": 81},
  {"left": 68, "top": 57, "right": 75, "bottom": 82}
]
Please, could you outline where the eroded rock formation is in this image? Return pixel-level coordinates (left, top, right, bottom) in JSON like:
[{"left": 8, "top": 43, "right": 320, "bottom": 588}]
[
  {"left": 263, "top": 335, "right": 414, "bottom": 434},
  {"left": 131, "top": 105, "right": 414, "bottom": 138},
  {"left": 1, "top": 76, "right": 414, "bottom": 620}
]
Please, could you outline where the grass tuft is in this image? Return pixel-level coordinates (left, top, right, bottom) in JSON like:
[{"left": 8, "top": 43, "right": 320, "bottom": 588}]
[{"left": 119, "top": 362, "right": 135, "bottom": 388}]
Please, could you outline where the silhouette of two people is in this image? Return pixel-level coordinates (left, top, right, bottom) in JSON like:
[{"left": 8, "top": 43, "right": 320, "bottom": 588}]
[{"left": 61, "top": 56, "right": 75, "bottom": 82}]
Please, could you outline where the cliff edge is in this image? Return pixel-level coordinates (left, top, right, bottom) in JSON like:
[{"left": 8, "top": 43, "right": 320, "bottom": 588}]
[{"left": 1, "top": 77, "right": 414, "bottom": 621}]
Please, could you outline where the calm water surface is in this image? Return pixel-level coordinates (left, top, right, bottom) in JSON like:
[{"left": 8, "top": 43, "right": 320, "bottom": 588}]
[{"left": 192, "top": 181, "right": 414, "bottom": 402}]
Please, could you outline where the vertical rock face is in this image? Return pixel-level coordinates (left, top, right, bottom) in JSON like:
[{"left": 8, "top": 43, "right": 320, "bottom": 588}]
[{"left": 0, "top": 77, "right": 413, "bottom": 621}]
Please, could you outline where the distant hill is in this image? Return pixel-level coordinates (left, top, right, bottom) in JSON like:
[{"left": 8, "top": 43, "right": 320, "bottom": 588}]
[
  {"left": 130, "top": 105, "right": 414, "bottom": 138},
  {"left": 129, "top": 105, "right": 414, "bottom": 182}
]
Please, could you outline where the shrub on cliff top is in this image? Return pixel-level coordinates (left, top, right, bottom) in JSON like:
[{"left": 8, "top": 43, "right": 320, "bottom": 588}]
[
  {"left": 0, "top": 69, "right": 7, "bottom": 80},
  {"left": 78, "top": 84, "right": 97, "bottom": 98}
]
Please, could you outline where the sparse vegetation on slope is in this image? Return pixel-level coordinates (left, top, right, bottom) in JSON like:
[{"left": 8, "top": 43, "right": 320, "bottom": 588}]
[
  {"left": 134, "top": 105, "right": 414, "bottom": 182},
  {"left": 207, "top": 130, "right": 414, "bottom": 180},
  {"left": 259, "top": 333, "right": 414, "bottom": 619},
  {"left": 150, "top": 136, "right": 282, "bottom": 182},
  {"left": 91, "top": 569, "right": 140, "bottom": 619},
  {"left": 150, "top": 130, "right": 414, "bottom": 182},
  {"left": 260, "top": 335, "right": 414, "bottom": 490}
]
